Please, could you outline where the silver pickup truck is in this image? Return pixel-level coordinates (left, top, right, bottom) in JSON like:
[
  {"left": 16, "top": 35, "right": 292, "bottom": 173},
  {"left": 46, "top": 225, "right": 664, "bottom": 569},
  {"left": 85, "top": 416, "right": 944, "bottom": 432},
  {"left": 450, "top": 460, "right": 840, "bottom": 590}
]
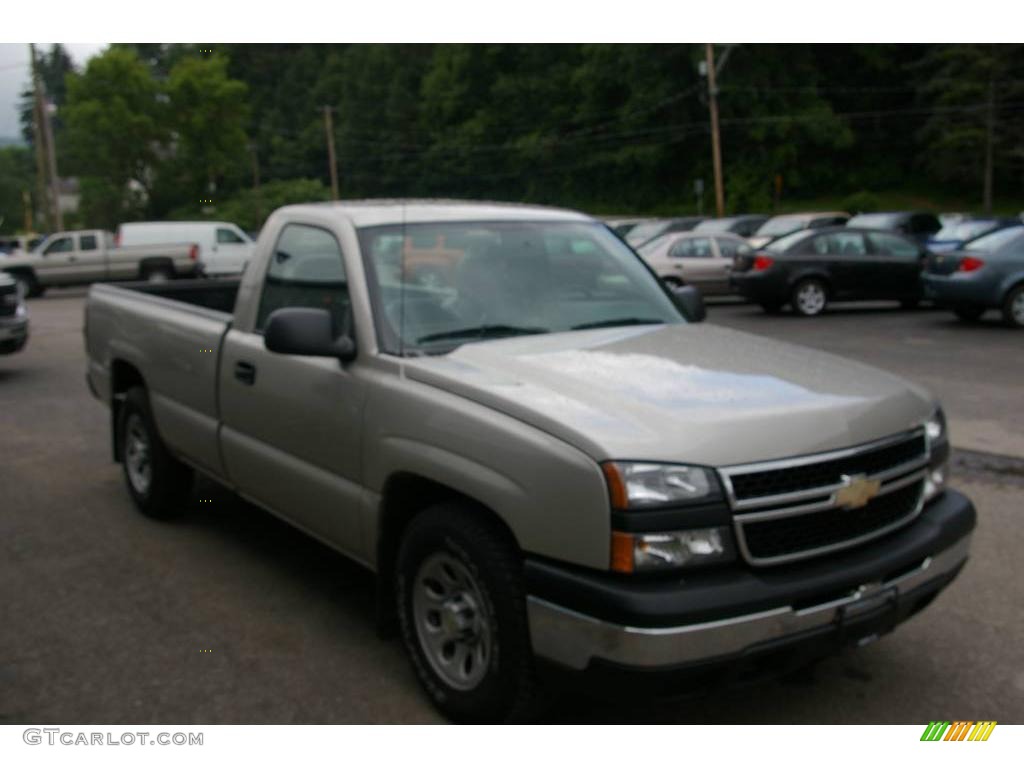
[
  {"left": 3, "top": 229, "right": 199, "bottom": 298},
  {"left": 85, "top": 201, "right": 975, "bottom": 722}
]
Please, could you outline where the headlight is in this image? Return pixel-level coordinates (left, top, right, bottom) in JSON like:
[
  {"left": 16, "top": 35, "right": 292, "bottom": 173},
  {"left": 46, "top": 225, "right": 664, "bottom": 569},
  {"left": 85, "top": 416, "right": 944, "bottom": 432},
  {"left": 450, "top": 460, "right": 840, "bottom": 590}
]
[
  {"left": 601, "top": 461, "right": 720, "bottom": 508},
  {"left": 611, "top": 527, "right": 733, "bottom": 573},
  {"left": 924, "top": 408, "right": 946, "bottom": 445},
  {"left": 923, "top": 407, "right": 948, "bottom": 503}
]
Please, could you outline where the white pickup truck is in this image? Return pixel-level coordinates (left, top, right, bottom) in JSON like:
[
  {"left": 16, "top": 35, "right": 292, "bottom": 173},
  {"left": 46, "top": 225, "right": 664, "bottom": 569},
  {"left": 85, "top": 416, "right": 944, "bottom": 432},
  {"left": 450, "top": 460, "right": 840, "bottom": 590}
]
[{"left": 1, "top": 229, "right": 199, "bottom": 298}]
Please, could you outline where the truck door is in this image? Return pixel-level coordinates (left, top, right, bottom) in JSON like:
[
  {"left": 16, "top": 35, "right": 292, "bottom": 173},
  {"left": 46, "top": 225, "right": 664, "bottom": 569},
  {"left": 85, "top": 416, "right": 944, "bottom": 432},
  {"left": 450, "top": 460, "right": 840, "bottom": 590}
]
[
  {"left": 209, "top": 226, "right": 252, "bottom": 276},
  {"left": 75, "top": 232, "right": 109, "bottom": 282},
  {"left": 35, "top": 235, "right": 76, "bottom": 285},
  {"left": 218, "top": 222, "right": 369, "bottom": 561}
]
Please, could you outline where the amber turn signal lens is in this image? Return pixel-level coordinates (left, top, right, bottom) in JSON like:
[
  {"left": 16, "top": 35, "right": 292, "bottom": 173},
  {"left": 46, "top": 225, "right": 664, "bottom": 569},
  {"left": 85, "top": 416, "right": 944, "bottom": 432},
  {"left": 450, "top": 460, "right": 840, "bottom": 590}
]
[
  {"left": 611, "top": 531, "right": 635, "bottom": 573},
  {"left": 601, "top": 462, "right": 629, "bottom": 509}
]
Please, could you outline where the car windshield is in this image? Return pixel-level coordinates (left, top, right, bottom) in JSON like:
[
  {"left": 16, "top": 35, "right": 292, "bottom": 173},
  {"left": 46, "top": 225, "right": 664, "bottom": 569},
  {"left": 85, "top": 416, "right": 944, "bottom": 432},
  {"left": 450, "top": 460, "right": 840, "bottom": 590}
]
[
  {"left": 756, "top": 216, "right": 809, "bottom": 237},
  {"left": 359, "top": 220, "right": 684, "bottom": 355},
  {"left": 625, "top": 220, "right": 671, "bottom": 246},
  {"left": 933, "top": 221, "right": 997, "bottom": 241},
  {"left": 694, "top": 218, "right": 735, "bottom": 233},
  {"left": 847, "top": 213, "right": 900, "bottom": 228},
  {"left": 764, "top": 229, "right": 814, "bottom": 253},
  {"left": 962, "top": 226, "right": 1024, "bottom": 254}
]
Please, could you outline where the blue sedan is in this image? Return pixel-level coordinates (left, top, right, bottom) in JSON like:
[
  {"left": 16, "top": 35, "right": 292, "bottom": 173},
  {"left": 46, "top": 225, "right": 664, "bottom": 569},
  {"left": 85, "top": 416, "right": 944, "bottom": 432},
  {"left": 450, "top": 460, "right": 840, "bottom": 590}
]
[{"left": 922, "top": 225, "right": 1024, "bottom": 327}]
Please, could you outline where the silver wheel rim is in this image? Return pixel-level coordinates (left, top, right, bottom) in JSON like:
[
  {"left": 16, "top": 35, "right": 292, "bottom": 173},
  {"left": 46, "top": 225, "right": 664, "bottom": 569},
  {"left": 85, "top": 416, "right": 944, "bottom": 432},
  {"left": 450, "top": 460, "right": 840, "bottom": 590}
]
[
  {"left": 796, "top": 282, "right": 826, "bottom": 315},
  {"left": 1012, "top": 291, "right": 1024, "bottom": 325},
  {"left": 147, "top": 271, "right": 169, "bottom": 283},
  {"left": 124, "top": 413, "right": 153, "bottom": 495},
  {"left": 412, "top": 552, "right": 492, "bottom": 691}
]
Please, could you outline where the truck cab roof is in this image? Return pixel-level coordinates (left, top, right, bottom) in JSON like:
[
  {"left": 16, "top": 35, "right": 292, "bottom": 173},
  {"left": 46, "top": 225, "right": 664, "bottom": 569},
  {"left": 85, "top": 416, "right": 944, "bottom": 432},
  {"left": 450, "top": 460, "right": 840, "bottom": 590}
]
[{"left": 275, "top": 199, "right": 593, "bottom": 228}]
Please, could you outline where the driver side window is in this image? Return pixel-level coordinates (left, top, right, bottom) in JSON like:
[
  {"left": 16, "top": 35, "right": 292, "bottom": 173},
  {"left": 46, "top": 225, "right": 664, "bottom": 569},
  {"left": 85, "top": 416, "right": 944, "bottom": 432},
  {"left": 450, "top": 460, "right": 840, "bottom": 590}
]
[
  {"left": 44, "top": 237, "right": 73, "bottom": 255},
  {"left": 256, "top": 224, "right": 349, "bottom": 333}
]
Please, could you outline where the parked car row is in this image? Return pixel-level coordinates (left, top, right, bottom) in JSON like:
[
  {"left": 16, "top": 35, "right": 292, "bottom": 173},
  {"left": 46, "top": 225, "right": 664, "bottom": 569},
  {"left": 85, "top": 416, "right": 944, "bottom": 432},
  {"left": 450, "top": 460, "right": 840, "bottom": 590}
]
[
  {"left": 0, "top": 221, "right": 255, "bottom": 299},
  {"left": 610, "top": 210, "right": 1024, "bottom": 328},
  {"left": 0, "top": 272, "right": 29, "bottom": 355}
]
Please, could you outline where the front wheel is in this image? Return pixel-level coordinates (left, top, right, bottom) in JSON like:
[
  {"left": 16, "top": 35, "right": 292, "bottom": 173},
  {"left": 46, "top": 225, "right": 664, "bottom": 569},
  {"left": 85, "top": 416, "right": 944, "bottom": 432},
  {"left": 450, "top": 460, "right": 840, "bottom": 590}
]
[
  {"left": 1002, "top": 285, "right": 1024, "bottom": 328},
  {"left": 791, "top": 278, "right": 828, "bottom": 317},
  {"left": 396, "top": 503, "right": 540, "bottom": 723},
  {"left": 144, "top": 266, "right": 174, "bottom": 283},
  {"left": 118, "top": 387, "right": 193, "bottom": 518}
]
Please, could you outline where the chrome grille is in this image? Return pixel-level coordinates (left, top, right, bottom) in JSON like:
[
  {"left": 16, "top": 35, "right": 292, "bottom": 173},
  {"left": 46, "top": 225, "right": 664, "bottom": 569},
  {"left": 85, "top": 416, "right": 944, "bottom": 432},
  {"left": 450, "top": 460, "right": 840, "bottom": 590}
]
[{"left": 720, "top": 431, "right": 929, "bottom": 566}]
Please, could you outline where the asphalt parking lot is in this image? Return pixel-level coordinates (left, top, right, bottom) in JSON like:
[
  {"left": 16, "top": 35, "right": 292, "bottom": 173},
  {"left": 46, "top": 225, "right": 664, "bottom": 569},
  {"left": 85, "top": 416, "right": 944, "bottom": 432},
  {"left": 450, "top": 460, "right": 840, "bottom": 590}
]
[{"left": 1, "top": 290, "right": 1022, "bottom": 724}]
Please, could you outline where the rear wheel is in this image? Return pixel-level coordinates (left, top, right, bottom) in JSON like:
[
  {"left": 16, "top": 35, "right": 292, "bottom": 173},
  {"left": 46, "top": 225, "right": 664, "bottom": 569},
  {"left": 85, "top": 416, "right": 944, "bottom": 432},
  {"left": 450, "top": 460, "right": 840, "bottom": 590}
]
[
  {"left": 10, "top": 272, "right": 39, "bottom": 299},
  {"left": 396, "top": 503, "right": 541, "bottom": 723},
  {"left": 791, "top": 278, "right": 828, "bottom": 317},
  {"left": 118, "top": 387, "right": 193, "bottom": 518},
  {"left": 143, "top": 266, "right": 173, "bottom": 283},
  {"left": 953, "top": 306, "right": 985, "bottom": 323},
  {"left": 1003, "top": 284, "right": 1024, "bottom": 328}
]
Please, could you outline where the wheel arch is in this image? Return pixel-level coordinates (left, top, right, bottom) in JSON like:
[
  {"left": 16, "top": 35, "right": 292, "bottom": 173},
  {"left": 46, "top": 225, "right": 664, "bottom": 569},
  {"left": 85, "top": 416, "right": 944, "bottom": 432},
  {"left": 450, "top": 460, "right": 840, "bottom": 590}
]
[
  {"left": 374, "top": 471, "right": 520, "bottom": 636},
  {"left": 109, "top": 358, "right": 148, "bottom": 462}
]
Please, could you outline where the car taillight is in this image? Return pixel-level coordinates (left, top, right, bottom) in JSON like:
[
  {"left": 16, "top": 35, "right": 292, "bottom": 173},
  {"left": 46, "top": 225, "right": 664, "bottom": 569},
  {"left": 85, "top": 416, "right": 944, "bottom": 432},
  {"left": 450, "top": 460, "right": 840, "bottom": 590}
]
[
  {"left": 958, "top": 256, "right": 984, "bottom": 272},
  {"left": 189, "top": 244, "right": 198, "bottom": 261},
  {"left": 753, "top": 255, "right": 774, "bottom": 271}
]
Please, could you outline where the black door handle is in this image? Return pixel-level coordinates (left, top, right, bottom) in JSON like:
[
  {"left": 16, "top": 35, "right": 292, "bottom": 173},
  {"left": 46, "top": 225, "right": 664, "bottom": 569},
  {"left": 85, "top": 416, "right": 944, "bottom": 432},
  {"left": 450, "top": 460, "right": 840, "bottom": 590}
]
[{"left": 234, "top": 361, "right": 256, "bottom": 385}]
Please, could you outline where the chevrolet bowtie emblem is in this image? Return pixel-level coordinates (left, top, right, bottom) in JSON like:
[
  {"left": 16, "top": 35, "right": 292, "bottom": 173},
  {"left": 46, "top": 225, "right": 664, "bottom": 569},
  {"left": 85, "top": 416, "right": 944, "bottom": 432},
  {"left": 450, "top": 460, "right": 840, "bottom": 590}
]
[{"left": 835, "top": 473, "right": 881, "bottom": 509}]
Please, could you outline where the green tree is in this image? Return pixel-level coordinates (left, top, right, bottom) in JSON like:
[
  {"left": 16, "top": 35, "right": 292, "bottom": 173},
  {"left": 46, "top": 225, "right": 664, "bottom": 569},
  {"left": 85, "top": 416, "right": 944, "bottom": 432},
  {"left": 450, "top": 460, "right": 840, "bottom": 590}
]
[
  {"left": 166, "top": 55, "right": 250, "bottom": 201},
  {"left": 0, "top": 146, "right": 35, "bottom": 234},
  {"left": 61, "top": 47, "right": 165, "bottom": 226}
]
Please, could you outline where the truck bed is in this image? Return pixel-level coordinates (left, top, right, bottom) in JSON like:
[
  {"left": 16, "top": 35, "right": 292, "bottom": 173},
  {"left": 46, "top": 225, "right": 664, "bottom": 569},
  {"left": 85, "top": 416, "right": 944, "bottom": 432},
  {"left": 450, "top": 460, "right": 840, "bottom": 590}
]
[
  {"left": 85, "top": 278, "right": 243, "bottom": 478},
  {"left": 110, "top": 277, "right": 241, "bottom": 314}
]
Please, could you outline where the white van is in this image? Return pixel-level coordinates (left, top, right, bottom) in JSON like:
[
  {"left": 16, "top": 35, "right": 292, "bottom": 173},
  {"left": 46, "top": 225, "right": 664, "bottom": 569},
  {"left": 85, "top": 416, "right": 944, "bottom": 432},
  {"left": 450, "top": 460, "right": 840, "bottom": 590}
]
[{"left": 116, "top": 221, "right": 254, "bottom": 276}]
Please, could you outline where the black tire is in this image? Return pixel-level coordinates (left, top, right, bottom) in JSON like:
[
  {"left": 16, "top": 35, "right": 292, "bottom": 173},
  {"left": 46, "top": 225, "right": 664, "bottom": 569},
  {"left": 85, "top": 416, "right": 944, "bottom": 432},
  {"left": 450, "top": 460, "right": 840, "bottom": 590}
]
[
  {"left": 1002, "top": 284, "right": 1024, "bottom": 328},
  {"left": 663, "top": 276, "right": 684, "bottom": 288},
  {"left": 395, "top": 503, "right": 541, "bottom": 723},
  {"left": 791, "top": 278, "right": 828, "bottom": 317},
  {"left": 10, "top": 271, "right": 40, "bottom": 300},
  {"left": 953, "top": 306, "right": 985, "bottom": 323},
  {"left": 143, "top": 266, "right": 174, "bottom": 283},
  {"left": 900, "top": 297, "right": 920, "bottom": 310},
  {"left": 117, "top": 387, "right": 193, "bottom": 519}
]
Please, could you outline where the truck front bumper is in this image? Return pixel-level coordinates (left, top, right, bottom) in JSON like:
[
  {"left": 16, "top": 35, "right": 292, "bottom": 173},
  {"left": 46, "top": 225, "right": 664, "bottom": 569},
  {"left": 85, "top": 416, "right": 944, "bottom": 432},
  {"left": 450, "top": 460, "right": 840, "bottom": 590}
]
[{"left": 525, "top": 488, "right": 974, "bottom": 672}]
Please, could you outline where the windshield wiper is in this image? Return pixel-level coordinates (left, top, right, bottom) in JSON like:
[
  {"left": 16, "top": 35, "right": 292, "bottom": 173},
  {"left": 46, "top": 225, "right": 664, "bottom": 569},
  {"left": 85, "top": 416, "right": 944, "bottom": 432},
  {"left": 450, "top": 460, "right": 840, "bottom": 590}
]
[
  {"left": 571, "top": 318, "right": 665, "bottom": 330},
  {"left": 417, "top": 325, "right": 549, "bottom": 344}
]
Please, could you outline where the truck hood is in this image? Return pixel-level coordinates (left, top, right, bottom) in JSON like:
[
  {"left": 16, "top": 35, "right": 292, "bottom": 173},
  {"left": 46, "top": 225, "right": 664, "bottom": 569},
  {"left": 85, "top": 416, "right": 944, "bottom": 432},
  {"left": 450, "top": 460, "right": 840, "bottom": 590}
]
[{"left": 402, "top": 324, "right": 935, "bottom": 467}]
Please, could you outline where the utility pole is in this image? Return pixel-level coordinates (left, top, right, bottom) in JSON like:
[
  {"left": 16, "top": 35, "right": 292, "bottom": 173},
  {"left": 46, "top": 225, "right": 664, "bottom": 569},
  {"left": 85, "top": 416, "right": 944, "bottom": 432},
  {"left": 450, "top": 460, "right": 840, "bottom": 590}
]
[
  {"left": 323, "top": 106, "right": 339, "bottom": 200},
  {"left": 29, "top": 44, "right": 50, "bottom": 232},
  {"left": 30, "top": 44, "right": 63, "bottom": 231},
  {"left": 704, "top": 43, "right": 725, "bottom": 218},
  {"left": 983, "top": 76, "right": 995, "bottom": 215}
]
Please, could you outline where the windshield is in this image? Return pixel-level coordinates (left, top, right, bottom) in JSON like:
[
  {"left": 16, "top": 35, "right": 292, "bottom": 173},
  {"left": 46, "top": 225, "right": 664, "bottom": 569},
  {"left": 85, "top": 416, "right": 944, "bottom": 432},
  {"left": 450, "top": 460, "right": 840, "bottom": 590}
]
[
  {"left": 694, "top": 218, "right": 734, "bottom": 233},
  {"left": 933, "top": 221, "right": 997, "bottom": 241},
  {"left": 756, "top": 216, "right": 809, "bottom": 237},
  {"left": 764, "top": 229, "right": 814, "bottom": 253},
  {"left": 847, "top": 213, "right": 899, "bottom": 228},
  {"left": 359, "top": 221, "right": 683, "bottom": 354},
  {"left": 962, "top": 226, "right": 1024, "bottom": 254},
  {"left": 625, "top": 220, "right": 671, "bottom": 246}
]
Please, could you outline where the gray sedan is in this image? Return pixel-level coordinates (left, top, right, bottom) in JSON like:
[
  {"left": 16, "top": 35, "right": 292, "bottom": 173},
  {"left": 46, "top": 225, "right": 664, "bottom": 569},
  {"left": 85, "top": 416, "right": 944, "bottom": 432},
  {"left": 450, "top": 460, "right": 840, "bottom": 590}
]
[
  {"left": 922, "top": 225, "right": 1024, "bottom": 327},
  {"left": 638, "top": 231, "right": 750, "bottom": 296}
]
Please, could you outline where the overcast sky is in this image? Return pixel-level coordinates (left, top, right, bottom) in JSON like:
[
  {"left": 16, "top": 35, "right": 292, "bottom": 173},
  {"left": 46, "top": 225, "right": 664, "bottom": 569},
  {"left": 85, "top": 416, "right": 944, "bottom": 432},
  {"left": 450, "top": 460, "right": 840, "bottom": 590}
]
[{"left": 0, "top": 43, "right": 106, "bottom": 140}]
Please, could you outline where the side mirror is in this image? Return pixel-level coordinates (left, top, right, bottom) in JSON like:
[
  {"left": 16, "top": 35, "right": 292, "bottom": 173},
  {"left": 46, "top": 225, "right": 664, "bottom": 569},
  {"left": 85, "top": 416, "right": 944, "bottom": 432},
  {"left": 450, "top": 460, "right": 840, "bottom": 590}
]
[
  {"left": 669, "top": 283, "right": 706, "bottom": 323},
  {"left": 264, "top": 307, "right": 356, "bottom": 362}
]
